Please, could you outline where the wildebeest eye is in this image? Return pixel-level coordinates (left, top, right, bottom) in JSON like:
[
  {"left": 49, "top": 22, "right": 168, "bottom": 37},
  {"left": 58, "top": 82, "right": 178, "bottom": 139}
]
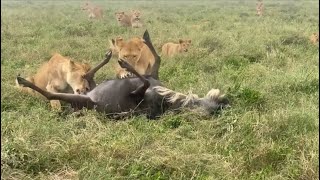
[{"left": 86, "top": 87, "right": 90, "bottom": 91}]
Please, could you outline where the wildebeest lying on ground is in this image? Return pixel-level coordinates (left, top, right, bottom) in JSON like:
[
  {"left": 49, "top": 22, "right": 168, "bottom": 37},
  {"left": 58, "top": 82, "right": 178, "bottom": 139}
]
[{"left": 16, "top": 30, "right": 229, "bottom": 119}]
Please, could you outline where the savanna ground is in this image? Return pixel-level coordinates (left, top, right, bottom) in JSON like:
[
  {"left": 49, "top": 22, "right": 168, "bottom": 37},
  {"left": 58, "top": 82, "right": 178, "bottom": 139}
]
[{"left": 1, "top": 0, "right": 319, "bottom": 179}]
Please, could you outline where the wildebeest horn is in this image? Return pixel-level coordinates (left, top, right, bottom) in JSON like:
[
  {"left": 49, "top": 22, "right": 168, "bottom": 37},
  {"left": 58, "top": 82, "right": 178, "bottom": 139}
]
[
  {"left": 85, "top": 50, "right": 112, "bottom": 78},
  {"left": 142, "top": 29, "right": 161, "bottom": 80}
]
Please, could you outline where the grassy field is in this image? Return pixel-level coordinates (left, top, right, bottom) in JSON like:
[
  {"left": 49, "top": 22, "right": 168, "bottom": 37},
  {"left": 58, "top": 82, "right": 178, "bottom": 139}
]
[{"left": 1, "top": 0, "right": 319, "bottom": 179}]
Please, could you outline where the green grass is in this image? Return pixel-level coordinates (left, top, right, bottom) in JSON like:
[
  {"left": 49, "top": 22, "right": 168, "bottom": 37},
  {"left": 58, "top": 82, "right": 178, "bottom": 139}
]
[{"left": 1, "top": 0, "right": 319, "bottom": 179}]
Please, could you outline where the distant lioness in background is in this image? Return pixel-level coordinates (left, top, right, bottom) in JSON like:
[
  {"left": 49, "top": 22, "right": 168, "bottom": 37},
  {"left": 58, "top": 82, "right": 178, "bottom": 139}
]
[
  {"left": 16, "top": 53, "right": 92, "bottom": 110},
  {"left": 81, "top": 1, "right": 103, "bottom": 19},
  {"left": 310, "top": 32, "right": 319, "bottom": 45},
  {"left": 115, "top": 11, "right": 131, "bottom": 27},
  {"left": 161, "top": 39, "right": 192, "bottom": 57},
  {"left": 110, "top": 37, "right": 155, "bottom": 78},
  {"left": 131, "top": 10, "right": 143, "bottom": 28},
  {"left": 256, "top": 1, "right": 264, "bottom": 16}
]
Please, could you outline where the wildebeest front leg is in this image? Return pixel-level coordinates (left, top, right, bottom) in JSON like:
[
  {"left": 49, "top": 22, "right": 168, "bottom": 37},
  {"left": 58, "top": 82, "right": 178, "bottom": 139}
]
[
  {"left": 118, "top": 59, "right": 150, "bottom": 96},
  {"left": 16, "top": 76, "right": 95, "bottom": 109}
]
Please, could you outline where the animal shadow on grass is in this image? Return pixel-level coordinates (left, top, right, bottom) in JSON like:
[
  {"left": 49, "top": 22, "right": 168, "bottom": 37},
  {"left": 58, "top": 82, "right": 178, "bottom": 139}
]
[
  {"left": 199, "top": 38, "right": 223, "bottom": 53},
  {"left": 280, "top": 34, "right": 309, "bottom": 46}
]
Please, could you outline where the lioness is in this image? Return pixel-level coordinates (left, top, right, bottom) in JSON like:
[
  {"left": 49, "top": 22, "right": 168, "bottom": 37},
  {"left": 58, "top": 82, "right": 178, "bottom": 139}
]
[
  {"left": 310, "top": 32, "right": 319, "bottom": 45},
  {"left": 161, "top": 39, "right": 192, "bottom": 57},
  {"left": 81, "top": 1, "right": 103, "bottom": 19},
  {"left": 110, "top": 36, "right": 155, "bottom": 78},
  {"left": 131, "top": 10, "right": 143, "bottom": 28},
  {"left": 256, "top": 1, "right": 264, "bottom": 16},
  {"left": 16, "top": 53, "right": 92, "bottom": 110},
  {"left": 115, "top": 11, "right": 131, "bottom": 27}
]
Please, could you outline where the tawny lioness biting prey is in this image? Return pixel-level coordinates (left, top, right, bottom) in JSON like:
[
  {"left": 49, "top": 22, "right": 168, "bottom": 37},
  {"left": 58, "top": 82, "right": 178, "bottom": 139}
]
[
  {"left": 110, "top": 35, "right": 156, "bottom": 78},
  {"left": 15, "top": 52, "right": 112, "bottom": 110}
]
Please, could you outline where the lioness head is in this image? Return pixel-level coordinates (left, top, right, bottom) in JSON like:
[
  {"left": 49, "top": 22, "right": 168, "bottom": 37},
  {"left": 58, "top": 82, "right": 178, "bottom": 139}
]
[
  {"left": 131, "top": 10, "right": 141, "bottom": 20},
  {"left": 111, "top": 37, "right": 145, "bottom": 65},
  {"left": 115, "top": 12, "right": 126, "bottom": 22},
  {"left": 66, "top": 60, "right": 91, "bottom": 95},
  {"left": 179, "top": 39, "right": 192, "bottom": 52}
]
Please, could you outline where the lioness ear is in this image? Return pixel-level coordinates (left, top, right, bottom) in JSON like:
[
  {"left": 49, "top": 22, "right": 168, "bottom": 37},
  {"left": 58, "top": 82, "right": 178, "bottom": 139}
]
[
  {"left": 187, "top": 39, "right": 192, "bottom": 43},
  {"left": 115, "top": 37, "right": 124, "bottom": 48},
  {"left": 137, "top": 39, "right": 145, "bottom": 50},
  {"left": 82, "top": 63, "right": 91, "bottom": 72},
  {"left": 69, "top": 60, "right": 76, "bottom": 70},
  {"left": 179, "top": 39, "right": 184, "bottom": 44},
  {"left": 110, "top": 39, "right": 115, "bottom": 46}
]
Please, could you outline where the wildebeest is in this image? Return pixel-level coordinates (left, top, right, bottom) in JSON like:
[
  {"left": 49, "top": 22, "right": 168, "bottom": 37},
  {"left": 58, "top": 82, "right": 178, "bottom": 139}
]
[{"left": 16, "top": 30, "right": 229, "bottom": 119}]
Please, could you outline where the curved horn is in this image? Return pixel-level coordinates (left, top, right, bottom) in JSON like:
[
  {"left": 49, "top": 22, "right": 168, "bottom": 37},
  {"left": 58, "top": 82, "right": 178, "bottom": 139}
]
[
  {"left": 85, "top": 50, "right": 112, "bottom": 79},
  {"left": 142, "top": 30, "right": 161, "bottom": 80}
]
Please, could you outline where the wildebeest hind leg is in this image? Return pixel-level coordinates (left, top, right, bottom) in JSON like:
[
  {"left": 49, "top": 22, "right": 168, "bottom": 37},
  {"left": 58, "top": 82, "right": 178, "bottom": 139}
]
[
  {"left": 118, "top": 60, "right": 150, "bottom": 96},
  {"left": 16, "top": 76, "right": 95, "bottom": 108}
]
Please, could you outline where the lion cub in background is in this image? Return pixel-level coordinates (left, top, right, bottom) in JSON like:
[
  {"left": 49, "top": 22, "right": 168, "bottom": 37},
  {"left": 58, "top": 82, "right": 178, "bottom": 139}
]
[
  {"left": 82, "top": 1, "right": 103, "bottom": 19},
  {"left": 115, "top": 11, "right": 132, "bottom": 27},
  {"left": 131, "top": 10, "right": 143, "bottom": 28},
  {"left": 16, "top": 53, "right": 92, "bottom": 110},
  {"left": 256, "top": 0, "right": 264, "bottom": 16},
  {"left": 161, "top": 39, "right": 192, "bottom": 57},
  {"left": 115, "top": 10, "right": 143, "bottom": 28},
  {"left": 310, "top": 32, "right": 319, "bottom": 45}
]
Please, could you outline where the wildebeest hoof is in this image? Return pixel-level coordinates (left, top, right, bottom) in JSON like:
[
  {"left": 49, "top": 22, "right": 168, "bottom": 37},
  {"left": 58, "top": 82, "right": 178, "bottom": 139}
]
[
  {"left": 105, "top": 50, "right": 112, "bottom": 58},
  {"left": 118, "top": 59, "right": 130, "bottom": 69},
  {"left": 16, "top": 76, "right": 28, "bottom": 87}
]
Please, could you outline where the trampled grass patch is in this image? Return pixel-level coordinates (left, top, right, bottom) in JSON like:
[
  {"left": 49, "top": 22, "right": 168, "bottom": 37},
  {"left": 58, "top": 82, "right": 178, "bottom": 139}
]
[{"left": 1, "top": 0, "right": 319, "bottom": 179}]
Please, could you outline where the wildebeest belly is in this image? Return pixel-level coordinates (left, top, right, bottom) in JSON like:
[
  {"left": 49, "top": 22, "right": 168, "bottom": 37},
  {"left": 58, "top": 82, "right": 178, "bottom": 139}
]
[{"left": 87, "top": 79, "right": 144, "bottom": 114}]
